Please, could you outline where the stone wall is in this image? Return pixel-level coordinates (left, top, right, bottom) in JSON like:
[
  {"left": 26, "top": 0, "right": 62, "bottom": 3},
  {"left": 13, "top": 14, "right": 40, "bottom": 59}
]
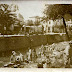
[{"left": 0, "top": 34, "right": 69, "bottom": 54}]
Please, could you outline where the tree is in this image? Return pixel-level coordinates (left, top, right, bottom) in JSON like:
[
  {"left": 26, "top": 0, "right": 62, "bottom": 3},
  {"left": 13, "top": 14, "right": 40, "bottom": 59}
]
[
  {"left": 34, "top": 16, "right": 41, "bottom": 26},
  {"left": 0, "top": 4, "right": 18, "bottom": 35},
  {"left": 17, "top": 13, "right": 24, "bottom": 26},
  {"left": 26, "top": 20, "right": 34, "bottom": 26},
  {"left": 43, "top": 4, "right": 72, "bottom": 20},
  {"left": 29, "top": 16, "right": 42, "bottom": 34},
  {"left": 34, "top": 19, "right": 41, "bottom": 26},
  {"left": 9, "top": 4, "right": 19, "bottom": 12},
  {"left": 43, "top": 4, "right": 72, "bottom": 40},
  {"left": 29, "top": 16, "right": 41, "bottom": 26}
]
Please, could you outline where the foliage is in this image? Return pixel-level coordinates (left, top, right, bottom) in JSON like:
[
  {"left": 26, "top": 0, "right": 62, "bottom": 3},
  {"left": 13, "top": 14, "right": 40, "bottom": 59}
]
[
  {"left": 26, "top": 20, "right": 34, "bottom": 26},
  {"left": 17, "top": 13, "right": 24, "bottom": 26},
  {"left": 0, "top": 4, "right": 18, "bottom": 34},
  {"left": 43, "top": 4, "right": 72, "bottom": 20},
  {"left": 34, "top": 20, "right": 41, "bottom": 26},
  {"left": 0, "top": 4, "right": 24, "bottom": 35},
  {"left": 34, "top": 16, "right": 41, "bottom": 26},
  {"left": 43, "top": 4, "right": 72, "bottom": 40}
]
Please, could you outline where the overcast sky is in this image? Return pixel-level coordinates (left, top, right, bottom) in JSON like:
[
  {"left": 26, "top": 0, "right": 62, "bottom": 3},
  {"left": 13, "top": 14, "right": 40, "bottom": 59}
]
[
  {"left": 0, "top": 1, "right": 72, "bottom": 20},
  {"left": 17, "top": 1, "right": 46, "bottom": 20},
  {"left": 0, "top": 1, "right": 48, "bottom": 20}
]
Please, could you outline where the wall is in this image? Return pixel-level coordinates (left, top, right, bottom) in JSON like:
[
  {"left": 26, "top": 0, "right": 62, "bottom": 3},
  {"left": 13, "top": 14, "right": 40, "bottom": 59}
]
[{"left": 0, "top": 34, "right": 69, "bottom": 54}]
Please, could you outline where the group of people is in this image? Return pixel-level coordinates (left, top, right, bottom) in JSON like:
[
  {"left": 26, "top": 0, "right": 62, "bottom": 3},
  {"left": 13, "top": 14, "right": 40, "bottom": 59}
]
[
  {"left": 26, "top": 48, "right": 37, "bottom": 62},
  {"left": 10, "top": 48, "right": 37, "bottom": 64},
  {"left": 10, "top": 51, "right": 24, "bottom": 64},
  {"left": 5, "top": 41, "right": 72, "bottom": 68},
  {"left": 9, "top": 46, "right": 48, "bottom": 68}
]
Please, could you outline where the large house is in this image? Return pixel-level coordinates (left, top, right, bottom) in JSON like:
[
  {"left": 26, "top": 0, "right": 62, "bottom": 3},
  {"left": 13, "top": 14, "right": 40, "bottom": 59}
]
[
  {"left": 42, "top": 20, "right": 54, "bottom": 33},
  {"left": 66, "top": 19, "right": 72, "bottom": 30},
  {"left": 43, "top": 18, "right": 72, "bottom": 34}
]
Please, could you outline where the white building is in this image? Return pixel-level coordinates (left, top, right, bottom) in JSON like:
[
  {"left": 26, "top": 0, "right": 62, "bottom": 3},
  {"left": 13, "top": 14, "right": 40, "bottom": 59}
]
[
  {"left": 42, "top": 20, "right": 54, "bottom": 33},
  {"left": 66, "top": 19, "right": 72, "bottom": 32}
]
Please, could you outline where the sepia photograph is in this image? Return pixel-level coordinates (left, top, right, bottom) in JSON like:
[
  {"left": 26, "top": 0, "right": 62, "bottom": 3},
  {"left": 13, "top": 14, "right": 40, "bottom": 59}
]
[{"left": 0, "top": 0, "right": 72, "bottom": 69}]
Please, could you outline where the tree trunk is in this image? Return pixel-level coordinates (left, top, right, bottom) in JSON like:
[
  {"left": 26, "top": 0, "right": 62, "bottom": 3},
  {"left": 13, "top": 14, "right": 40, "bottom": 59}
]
[
  {"left": 62, "top": 17, "right": 71, "bottom": 67},
  {"left": 62, "top": 17, "right": 69, "bottom": 41}
]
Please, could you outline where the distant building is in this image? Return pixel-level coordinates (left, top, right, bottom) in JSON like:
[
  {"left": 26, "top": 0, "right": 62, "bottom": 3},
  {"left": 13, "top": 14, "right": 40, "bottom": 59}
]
[
  {"left": 43, "top": 18, "right": 72, "bottom": 34},
  {"left": 46, "top": 20, "right": 54, "bottom": 33},
  {"left": 42, "top": 20, "right": 54, "bottom": 33},
  {"left": 22, "top": 25, "right": 43, "bottom": 35},
  {"left": 66, "top": 19, "right": 72, "bottom": 30}
]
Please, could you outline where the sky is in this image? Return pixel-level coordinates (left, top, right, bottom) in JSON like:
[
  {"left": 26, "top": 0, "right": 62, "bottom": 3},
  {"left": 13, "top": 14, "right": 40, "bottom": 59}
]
[
  {"left": 0, "top": 1, "right": 72, "bottom": 20},
  {"left": 0, "top": 1, "right": 48, "bottom": 20},
  {"left": 17, "top": 1, "right": 47, "bottom": 20}
]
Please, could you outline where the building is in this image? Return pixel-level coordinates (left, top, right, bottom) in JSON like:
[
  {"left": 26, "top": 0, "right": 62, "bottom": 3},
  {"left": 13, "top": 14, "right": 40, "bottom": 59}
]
[
  {"left": 66, "top": 19, "right": 72, "bottom": 31},
  {"left": 42, "top": 20, "right": 54, "bottom": 33},
  {"left": 43, "top": 18, "right": 72, "bottom": 34}
]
